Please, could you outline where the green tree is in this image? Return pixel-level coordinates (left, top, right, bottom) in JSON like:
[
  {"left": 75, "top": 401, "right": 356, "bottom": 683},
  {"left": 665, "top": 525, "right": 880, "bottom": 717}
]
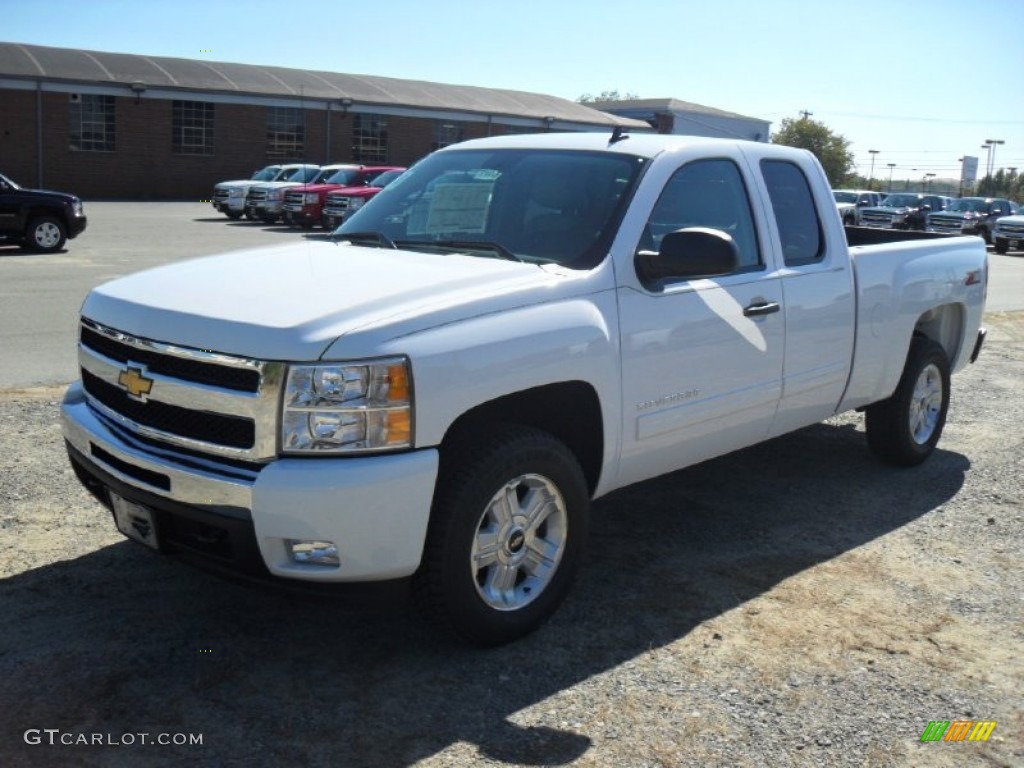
[
  {"left": 577, "top": 90, "right": 640, "bottom": 104},
  {"left": 771, "top": 115, "right": 854, "bottom": 187}
]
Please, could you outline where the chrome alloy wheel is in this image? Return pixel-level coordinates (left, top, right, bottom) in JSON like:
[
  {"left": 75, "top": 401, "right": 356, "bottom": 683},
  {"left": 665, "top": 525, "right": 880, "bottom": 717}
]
[
  {"left": 909, "top": 362, "right": 943, "bottom": 445},
  {"left": 34, "top": 221, "right": 62, "bottom": 249},
  {"left": 470, "top": 473, "right": 568, "bottom": 611}
]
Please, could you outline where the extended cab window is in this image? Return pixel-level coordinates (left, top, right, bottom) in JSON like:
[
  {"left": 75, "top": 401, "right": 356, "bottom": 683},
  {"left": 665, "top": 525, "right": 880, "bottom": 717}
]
[
  {"left": 761, "top": 160, "right": 824, "bottom": 267},
  {"left": 641, "top": 159, "right": 761, "bottom": 271}
]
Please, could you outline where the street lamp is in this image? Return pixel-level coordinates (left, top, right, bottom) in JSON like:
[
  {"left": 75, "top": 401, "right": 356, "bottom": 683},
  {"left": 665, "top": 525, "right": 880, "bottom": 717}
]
[
  {"left": 925, "top": 173, "right": 936, "bottom": 192},
  {"left": 886, "top": 163, "right": 896, "bottom": 192},
  {"left": 868, "top": 149, "right": 879, "bottom": 190},
  {"left": 984, "top": 139, "right": 1004, "bottom": 176}
]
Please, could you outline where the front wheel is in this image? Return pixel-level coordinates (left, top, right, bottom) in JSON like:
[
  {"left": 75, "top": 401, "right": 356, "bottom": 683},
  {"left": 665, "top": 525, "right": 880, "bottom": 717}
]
[
  {"left": 24, "top": 216, "right": 67, "bottom": 253},
  {"left": 994, "top": 238, "right": 1009, "bottom": 255},
  {"left": 414, "top": 425, "right": 589, "bottom": 646},
  {"left": 865, "top": 337, "right": 950, "bottom": 466},
  {"left": 225, "top": 210, "right": 243, "bottom": 220}
]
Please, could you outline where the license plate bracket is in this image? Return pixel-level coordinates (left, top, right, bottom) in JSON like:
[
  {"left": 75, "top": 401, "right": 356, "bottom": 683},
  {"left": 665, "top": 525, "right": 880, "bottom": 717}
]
[{"left": 111, "top": 493, "right": 160, "bottom": 550}]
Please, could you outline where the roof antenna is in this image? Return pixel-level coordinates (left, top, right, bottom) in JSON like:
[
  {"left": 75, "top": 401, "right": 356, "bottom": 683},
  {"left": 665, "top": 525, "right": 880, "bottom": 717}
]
[{"left": 609, "top": 126, "right": 629, "bottom": 145}]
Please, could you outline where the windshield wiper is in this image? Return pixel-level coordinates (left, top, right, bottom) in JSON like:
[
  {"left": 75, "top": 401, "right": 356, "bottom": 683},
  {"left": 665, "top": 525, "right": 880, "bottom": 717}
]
[
  {"left": 333, "top": 231, "right": 397, "bottom": 249},
  {"left": 396, "top": 239, "right": 525, "bottom": 263}
]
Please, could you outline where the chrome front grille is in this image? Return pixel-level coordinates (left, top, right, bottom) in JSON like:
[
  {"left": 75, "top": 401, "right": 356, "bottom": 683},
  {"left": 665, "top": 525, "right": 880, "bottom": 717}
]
[
  {"left": 77, "top": 318, "right": 285, "bottom": 461},
  {"left": 284, "top": 191, "right": 305, "bottom": 206},
  {"left": 998, "top": 223, "right": 1024, "bottom": 236},
  {"left": 247, "top": 189, "right": 268, "bottom": 203},
  {"left": 323, "top": 196, "right": 351, "bottom": 214},
  {"left": 214, "top": 189, "right": 231, "bottom": 203}
]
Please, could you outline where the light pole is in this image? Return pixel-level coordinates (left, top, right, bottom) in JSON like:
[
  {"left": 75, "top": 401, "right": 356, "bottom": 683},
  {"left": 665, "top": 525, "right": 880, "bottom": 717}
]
[
  {"left": 984, "top": 139, "right": 1004, "bottom": 177},
  {"left": 868, "top": 149, "right": 879, "bottom": 190},
  {"left": 925, "top": 173, "right": 936, "bottom": 192},
  {"left": 886, "top": 163, "right": 896, "bottom": 192}
]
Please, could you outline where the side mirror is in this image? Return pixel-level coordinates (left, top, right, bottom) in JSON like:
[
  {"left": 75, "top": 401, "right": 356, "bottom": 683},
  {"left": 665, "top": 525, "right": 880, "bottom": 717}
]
[
  {"left": 920, "top": 204, "right": 932, "bottom": 212},
  {"left": 991, "top": 208, "right": 1003, "bottom": 216},
  {"left": 636, "top": 227, "right": 739, "bottom": 284}
]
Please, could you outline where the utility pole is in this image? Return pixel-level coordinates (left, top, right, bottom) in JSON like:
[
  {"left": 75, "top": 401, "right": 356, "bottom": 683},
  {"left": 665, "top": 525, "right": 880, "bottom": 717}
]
[
  {"left": 887, "top": 163, "right": 896, "bottom": 192},
  {"left": 798, "top": 109, "right": 813, "bottom": 120},
  {"left": 867, "top": 150, "right": 879, "bottom": 191}
]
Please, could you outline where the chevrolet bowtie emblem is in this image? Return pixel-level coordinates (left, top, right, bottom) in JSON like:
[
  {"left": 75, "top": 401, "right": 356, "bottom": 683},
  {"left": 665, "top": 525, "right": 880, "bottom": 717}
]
[{"left": 118, "top": 366, "right": 154, "bottom": 400}]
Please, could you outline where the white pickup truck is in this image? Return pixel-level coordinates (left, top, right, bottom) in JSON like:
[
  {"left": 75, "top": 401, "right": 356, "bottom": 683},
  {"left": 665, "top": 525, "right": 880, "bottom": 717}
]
[{"left": 62, "top": 132, "right": 988, "bottom": 646}]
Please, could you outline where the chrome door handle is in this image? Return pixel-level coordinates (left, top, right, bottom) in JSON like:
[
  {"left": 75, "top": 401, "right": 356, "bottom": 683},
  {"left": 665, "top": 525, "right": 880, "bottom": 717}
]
[{"left": 743, "top": 301, "right": 781, "bottom": 317}]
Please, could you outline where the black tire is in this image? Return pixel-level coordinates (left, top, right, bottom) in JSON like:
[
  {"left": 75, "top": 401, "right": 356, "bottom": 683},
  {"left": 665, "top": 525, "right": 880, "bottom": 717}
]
[
  {"left": 225, "top": 210, "right": 243, "bottom": 220},
  {"left": 865, "top": 337, "right": 950, "bottom": 467},
  {"left": 994, "top": 239, "right": 1008, "bottom": 255},
  {"left": 414, "top": 425, "right": 590, "bottom": 646},
  {"left": 978, "top": 227, "right": 991, "bottom": 245},
  {"left": 24, "top": 216, "right": 67, "bottom": 253}
]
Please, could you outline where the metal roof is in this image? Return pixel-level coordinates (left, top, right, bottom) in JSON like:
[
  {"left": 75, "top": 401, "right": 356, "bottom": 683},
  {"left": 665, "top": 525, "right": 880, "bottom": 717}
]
[
  {"left": 592, "top": 97, "right": 763, "bottom": 121},
  {"left": 0, "top": 42, "right": 646, "bottom": 128}
]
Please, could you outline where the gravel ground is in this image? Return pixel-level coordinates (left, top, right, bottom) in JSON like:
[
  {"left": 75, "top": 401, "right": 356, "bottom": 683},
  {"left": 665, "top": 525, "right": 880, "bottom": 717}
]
[{"left": 0, "top": 313, "right": 1021, "bottom": 768}]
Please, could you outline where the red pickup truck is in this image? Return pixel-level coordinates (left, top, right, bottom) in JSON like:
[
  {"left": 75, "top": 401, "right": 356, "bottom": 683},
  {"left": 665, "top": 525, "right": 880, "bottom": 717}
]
[{"left": 282, "top": 166, "right": 404, "bottom": 229}]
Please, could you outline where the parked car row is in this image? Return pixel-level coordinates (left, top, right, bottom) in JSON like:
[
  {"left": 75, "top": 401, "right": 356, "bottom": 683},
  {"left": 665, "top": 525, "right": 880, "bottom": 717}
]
[
  {"left": 845, "top": 190, "right": 1020, "bottom": 246},
  {"left": 211, "top": 164, "right": 406, "bottom": 229},
  {"left": 832, "top": 189, "right": 885, "bottom": 225}
]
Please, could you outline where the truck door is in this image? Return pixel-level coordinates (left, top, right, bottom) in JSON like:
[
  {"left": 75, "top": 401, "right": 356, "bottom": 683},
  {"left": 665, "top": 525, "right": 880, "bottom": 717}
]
[
  {"left": 757, "top": 159, "right": 856, "bottom": 437},
  {"left": 616, "top": 157, "right": 785, "bottom": 488}
]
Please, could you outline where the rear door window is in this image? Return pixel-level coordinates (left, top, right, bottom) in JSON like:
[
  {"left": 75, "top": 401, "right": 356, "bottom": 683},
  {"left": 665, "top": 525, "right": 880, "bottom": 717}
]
[{"left": 760, "top": 160, "right": 824, "bottom": 267}]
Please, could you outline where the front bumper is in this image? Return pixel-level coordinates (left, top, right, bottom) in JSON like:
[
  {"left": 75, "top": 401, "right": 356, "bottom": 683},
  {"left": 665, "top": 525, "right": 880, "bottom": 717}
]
[
  {"left": 61, "top": 381, "right": 438, "bottom": 583},
  {"left": 68, "top": 214, "right": 88, "bottom": 239}
]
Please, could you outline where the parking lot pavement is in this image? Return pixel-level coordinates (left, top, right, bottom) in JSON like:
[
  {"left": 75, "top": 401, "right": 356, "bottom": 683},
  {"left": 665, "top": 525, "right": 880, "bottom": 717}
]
[{"left": 0, "top": 202, "right": 1022, "bottom": 389}]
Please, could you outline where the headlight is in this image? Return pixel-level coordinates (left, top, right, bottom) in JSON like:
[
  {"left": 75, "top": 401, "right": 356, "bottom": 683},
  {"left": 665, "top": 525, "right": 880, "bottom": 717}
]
[
  {"left": 269, "top": 189, "right": 284, "bottom": 200},
  {"left": 304, "top": 193, "right": 319, "bottom": 204},
  {"left": 228, "top": 188, "right": 243, "bottom": 198},
  {"left": 281, "top": 358, "right": 413, "bottom": 454},
  {"left": 348, "top": 198, "right": 367, "bottom": 211},
  {"left": 72, "top": 199, "right": 84, "bottom": 216}
]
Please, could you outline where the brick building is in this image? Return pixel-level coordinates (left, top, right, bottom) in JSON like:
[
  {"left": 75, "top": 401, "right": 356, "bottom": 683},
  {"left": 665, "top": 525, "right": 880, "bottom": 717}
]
[{"left": 0, "top": 42, "right": 646, "bottom": 200}]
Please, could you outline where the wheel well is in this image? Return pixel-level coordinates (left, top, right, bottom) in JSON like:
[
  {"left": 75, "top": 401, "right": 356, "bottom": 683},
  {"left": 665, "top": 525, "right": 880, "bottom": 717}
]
[
  {"left": 26, "top": 208, "right": 67, "bottom": 226},
  {"left": 914, "top": 303, "right": 964, "bottom": 364},
  {"left": 440, "top": 381, "right": 604, "bottom": 495}
]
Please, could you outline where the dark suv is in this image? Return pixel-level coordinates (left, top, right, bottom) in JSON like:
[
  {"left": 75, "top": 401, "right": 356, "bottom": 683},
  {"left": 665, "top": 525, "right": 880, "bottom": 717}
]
[
  {"left": 859, "top": 193, "right": 949, "bottom": 231},
  {"left": 0, "top": 173, "right": 88, "bottom": 252},
  {"left": 926, "top": 197, "right": 1017, "bottom": 244}
]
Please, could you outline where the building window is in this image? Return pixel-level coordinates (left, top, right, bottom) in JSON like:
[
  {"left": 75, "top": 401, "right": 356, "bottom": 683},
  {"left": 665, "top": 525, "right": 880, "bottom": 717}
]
[
  {"left": 70, "top": 95, "right": 115, "bottom": 152},
  {"left": 432, "top": 121, "right": 464, "bottom": 151},
  {"left": 504, "top": 124, "right": 536, "bottom": 135},
  {"left": 266, "top": 107, "right": 304, "bottom": 159},
  {"left": 173, "top": 100, "right": 214, "bottom": 155},
  {"left": 352, "top": 114, "right": 388, "bottom": 162}
]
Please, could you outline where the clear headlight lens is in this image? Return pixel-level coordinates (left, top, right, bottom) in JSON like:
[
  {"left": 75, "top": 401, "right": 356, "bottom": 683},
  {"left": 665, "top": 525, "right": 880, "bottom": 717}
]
[
  {"left": 228, "top": 188, "right": 243, "bottom": 198},
  {"left": 281, "top": 358, "right": 412, "bottom": 454},
  {"left": 348, "top": 198, "right": 366, "bottom": 210},
  {"left": 72, "top": 199, "right": 84, "bottom": 216},
  {"left": 269, "top": 189, "right": 284, "bottom": 200},
  {"left": 304, "top": 193, "right": 319, "bottom": 204}
]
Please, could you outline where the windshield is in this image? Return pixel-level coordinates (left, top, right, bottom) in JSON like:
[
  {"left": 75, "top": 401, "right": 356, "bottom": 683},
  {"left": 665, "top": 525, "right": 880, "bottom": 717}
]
[
  {"left": 337, "top": 148, "right": 647, "bottom": 268},
  {"left": 371, "top": 170, "right": 404, "bottom": 188},
  {"left": 948, "top": 198, "right": 988, "bottom": 213},
  {"left": 0, "top": 173, "right": 20, "bottom": 189},
  {"left": 283, "top": 167, "right": 321, "bottom": 183},
  {"left": 833, "top": 192, "right": 857, "bottom": 203},
  {"left": 880, "top": 194, "right": 920, "bottom": 207},
  {"left": 323, "top": 168, "right": 361, "bottom": 185},
  {"left": 251, "top": 166, "right": 281, "bottom": 181}
]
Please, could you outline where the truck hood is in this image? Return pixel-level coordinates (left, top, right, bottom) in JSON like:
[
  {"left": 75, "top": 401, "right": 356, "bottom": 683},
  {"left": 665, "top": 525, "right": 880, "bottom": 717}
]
[
  {"left": 16, "top": 187, "right": 79, "bottom": 204},
  {"left": 864, "top": 205, "right": 917, "bottom": 214},
  {"left": 250, "top": 181, "right": 304, "bottom": 191},
  {"left": 214, "top": 180, "right": 255, "bottom": 190},
  {"left": 293, "top": 183, "right": 369, "bottom": 195},
  {"left": 81, "top": 240, "right": 576, "bottom": 361}
]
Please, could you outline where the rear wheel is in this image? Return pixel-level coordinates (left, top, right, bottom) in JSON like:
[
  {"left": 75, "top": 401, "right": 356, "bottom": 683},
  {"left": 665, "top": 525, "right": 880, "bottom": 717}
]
[
  {"left": 865, "top": 337, "right": 950, "bottom": 466},
  {"left": 414, "top": 425, "right": 589, "bottom": 646},
  {"left": 24, "top": 216, "right": 67, "bottom": 253}
]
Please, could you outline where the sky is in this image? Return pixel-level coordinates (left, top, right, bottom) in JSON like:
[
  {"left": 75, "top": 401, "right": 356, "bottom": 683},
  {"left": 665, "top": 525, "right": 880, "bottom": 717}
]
[{"left": 3, "top": 0, "right": 1022, "bottom": 186}]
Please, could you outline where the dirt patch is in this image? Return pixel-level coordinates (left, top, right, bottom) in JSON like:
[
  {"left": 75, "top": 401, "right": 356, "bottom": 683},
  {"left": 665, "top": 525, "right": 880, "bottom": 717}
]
[{"left": 1, "top": 316, "right": 1022, "bottom": 767}]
